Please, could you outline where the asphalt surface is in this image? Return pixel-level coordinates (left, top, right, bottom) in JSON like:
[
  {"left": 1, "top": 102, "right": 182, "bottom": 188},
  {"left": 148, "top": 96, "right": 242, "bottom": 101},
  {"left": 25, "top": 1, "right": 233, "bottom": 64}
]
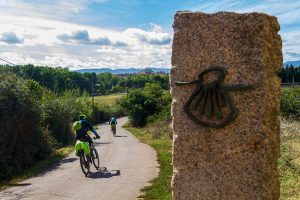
[{"left": 0, "top": 117, "right": 159, "bottom": 200}]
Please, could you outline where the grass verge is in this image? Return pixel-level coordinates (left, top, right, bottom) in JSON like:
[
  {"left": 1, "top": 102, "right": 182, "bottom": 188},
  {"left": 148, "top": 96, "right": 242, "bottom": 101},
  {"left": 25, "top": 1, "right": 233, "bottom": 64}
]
[
  {"left": 125, "top": 121, "right": 172, "bottom": 200},
  {"left": 0, "top": 146, "right": 73, "bottom": 191},
  {"left": 279, "top": 118, "right": 300, "bottom": 200}
]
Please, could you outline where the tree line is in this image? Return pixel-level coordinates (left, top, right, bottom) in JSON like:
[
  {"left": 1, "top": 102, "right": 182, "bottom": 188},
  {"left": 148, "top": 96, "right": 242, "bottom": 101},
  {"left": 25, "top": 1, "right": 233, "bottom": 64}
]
[
  {"left": 279, "top": 65, "right": 300, "bottom": 83},
  {"left": 0, "top": 64, "right": 170, "bottom": 94},
  {"left": 2, "top": 64, "right": 296, "bottom": 89}
]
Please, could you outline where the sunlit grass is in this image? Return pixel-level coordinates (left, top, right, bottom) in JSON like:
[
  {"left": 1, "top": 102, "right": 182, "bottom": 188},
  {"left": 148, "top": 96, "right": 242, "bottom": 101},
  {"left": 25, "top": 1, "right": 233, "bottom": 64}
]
[
  {"left": 279, "top": 118, "right": 300, "bottom": 200},
  {"left": 91, "top": 93, "right": 125, "bottom": 107}
]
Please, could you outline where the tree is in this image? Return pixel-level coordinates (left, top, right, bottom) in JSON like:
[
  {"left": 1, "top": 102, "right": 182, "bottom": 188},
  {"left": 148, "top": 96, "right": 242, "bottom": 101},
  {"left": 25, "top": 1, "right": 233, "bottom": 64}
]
[
  {"left": 120, "top": 83, "right": 167, "bottom": 127},
  {"left": 120, "top": 89, "right": 157, "bottom": 127}
]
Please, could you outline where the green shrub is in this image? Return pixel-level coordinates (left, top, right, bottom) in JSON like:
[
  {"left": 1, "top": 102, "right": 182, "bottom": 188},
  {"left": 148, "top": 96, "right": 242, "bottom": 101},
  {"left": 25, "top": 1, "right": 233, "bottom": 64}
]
[
  {"left": 121, "top": 89, "right": 157, "bottom": 127},
  {"left": 147, "top": 104, "right": 171, "bottom": 124},
  {"left": 121, "top": 83, "right": 171, "bottom": 127},
  {"left": 0, "top": 74, "right": 51, "bottom": 181},
  {"left": 41, "top": 90, "right": 90, "bottom": 146},
  {"left": 281, "top": 87, "right": 300, "bottom": 118}
]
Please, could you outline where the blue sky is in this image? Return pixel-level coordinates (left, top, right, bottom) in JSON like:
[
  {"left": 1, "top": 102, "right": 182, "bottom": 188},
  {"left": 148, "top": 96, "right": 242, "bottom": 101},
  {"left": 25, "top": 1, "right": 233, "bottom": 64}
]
[{"left": 0, "top": 0, "right": 299, "bottom": 69}]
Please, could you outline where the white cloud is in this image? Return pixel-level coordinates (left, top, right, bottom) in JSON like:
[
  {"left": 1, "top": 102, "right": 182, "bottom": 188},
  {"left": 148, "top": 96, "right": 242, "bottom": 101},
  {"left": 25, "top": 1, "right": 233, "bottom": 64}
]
[
  {"left": 282, "top": 30, "right": 300, "bottom": 61},
  {"left": 150, "top": 23, "right": 163, "bottom": 33},
  {"left": 123, "top": 28, "right": 172, "bottom": 45},
  {"left": 0, "top": 13, "right": 172, "bottom": 69}
]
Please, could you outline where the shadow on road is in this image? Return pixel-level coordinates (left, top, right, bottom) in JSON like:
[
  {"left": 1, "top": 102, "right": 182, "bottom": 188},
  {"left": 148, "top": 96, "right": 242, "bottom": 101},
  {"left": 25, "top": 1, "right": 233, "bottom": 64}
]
[
  {"left": 88, "top": 168, "right": 121, "bottom": 179},
  {"left": 7, "top": 183, "right": 32, "bottom": 187},
  {"left": 97, "top": 142, "right": 113, "bottom": 145},
  {"left": 60, "top": 158, "right": 77, "bottom": 164},
  {"left": 114, "top": 135, "right": 128, "bottom": 137},
  {"left": 35, "top": 157, "right": 78, "bottom": 178}
]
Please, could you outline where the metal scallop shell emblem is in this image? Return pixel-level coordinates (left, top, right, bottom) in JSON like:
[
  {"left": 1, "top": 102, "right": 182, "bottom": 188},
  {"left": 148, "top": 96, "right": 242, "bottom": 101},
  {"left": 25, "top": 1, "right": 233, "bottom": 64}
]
[{"left": 175, "top": 67, "right": 254, "bottom": 128}]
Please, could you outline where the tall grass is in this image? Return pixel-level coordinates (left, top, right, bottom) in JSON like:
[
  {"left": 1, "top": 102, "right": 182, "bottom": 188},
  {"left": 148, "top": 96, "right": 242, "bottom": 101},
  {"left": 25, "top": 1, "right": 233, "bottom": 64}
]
[
  {"left": 91, "top": 94, "right": 127, "bottom": 123},
  {"left": 281, "top": 87, "right": 300, "bottom": 118}
]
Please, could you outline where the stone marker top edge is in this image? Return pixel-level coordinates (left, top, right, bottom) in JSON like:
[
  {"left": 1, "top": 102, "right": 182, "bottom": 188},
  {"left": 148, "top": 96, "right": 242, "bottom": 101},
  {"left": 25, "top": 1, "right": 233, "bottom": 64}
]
[
  {"left": 175, "top": 10, "right": 278, "bottom": 19},
  {"left": 173, "top": 11, "right": 279, "bottom": 28},
  {"left": 173, "top": 11, "right": 280, "bottom": 39}
]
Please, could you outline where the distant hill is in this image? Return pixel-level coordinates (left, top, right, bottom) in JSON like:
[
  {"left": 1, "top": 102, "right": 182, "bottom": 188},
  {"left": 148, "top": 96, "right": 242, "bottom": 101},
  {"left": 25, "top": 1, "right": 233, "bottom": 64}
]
[
  {"left": 284, "top": 60, "right": 300, "bottom": 67},
  {"left": 75, "top": 67, "right": 170, "bottom": 74}
]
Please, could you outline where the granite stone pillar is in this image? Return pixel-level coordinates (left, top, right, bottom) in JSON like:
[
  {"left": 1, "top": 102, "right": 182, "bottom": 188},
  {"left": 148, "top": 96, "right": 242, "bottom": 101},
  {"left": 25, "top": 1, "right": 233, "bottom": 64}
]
[{"left": 171, "top": 12, "right": 282, "bottom": 200}]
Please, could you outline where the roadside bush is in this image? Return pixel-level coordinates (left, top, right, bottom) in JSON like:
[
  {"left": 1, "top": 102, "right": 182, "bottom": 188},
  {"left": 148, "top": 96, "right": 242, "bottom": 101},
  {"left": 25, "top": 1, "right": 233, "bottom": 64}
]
[
  {"left": 120, "top": 83, "right": 170, "bottom": 127},
  {"left": 121, "top": 89, "right": 156, "bottom": 126},
  {"left": 281, "top": 87, "right": 300, "bottom": 118},
  {"left": 0, "top": 74, "right": 51, "bottom": 181},
  {"left": 41, "top": 90, "right": 90, "bottom": 146}
]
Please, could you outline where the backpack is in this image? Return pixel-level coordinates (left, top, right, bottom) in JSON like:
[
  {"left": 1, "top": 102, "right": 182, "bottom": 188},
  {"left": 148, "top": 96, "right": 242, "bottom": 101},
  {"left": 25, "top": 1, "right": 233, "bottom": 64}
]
[
  {"left": 72, "top": 121, "right": 82, "bottom": 131},
  {"left": 111, "top": 117, "right": 116, "bottom": 125}
]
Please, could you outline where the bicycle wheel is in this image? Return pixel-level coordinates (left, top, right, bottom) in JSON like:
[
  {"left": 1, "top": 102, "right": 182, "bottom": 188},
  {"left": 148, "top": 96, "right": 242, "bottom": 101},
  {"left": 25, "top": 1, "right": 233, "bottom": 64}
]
[
  {"left": 79, "top": 151, "right": 90, "bottom": 176},
  {"left": 91, "top": 147, "right": 100, "bottom": 170}
]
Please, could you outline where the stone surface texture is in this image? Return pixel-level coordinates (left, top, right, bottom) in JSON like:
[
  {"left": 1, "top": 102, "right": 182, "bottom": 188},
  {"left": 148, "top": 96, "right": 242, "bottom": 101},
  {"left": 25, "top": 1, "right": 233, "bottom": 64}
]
[{"left": 171, "top": 12, "right": 282, "bottom": 200}]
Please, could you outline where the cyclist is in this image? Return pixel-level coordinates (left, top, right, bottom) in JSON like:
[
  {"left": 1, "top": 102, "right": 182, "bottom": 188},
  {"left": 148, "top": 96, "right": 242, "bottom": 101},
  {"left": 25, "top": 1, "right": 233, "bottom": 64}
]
[
  {"left": 73, "top": 114, "right": 100, "bottom": 146},
  {"left": 109, "top": 115, "right": 118, "bottom": 131}
]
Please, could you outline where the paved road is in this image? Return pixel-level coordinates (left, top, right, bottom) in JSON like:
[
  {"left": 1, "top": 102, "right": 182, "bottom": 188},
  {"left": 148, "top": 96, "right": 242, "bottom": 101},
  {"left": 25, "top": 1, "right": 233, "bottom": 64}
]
[{"left": 0, "top": 117, "right": 159, "bottom": 200}]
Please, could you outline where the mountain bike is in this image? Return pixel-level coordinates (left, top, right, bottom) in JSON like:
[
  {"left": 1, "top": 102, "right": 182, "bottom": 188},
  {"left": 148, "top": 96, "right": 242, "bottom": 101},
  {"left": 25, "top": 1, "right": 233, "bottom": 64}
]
[{"left": 75, "top": 138, "right": 100, "bottom": 176}]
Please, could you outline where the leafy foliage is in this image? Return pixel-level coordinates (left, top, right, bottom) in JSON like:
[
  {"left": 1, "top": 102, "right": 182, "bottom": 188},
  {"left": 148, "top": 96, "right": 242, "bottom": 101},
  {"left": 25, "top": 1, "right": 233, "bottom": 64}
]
[
  {"left": 121, "top": 83, "right": 171, "bottom": 127},
  {"left": 0, "top": 74, "right": 51, "bottom": 180},
  {"left": 281, "top": 87, "right": 300, "bottom": 118},
  {"left": 41, "top": 90, "right": 90, "bottom": 146}
]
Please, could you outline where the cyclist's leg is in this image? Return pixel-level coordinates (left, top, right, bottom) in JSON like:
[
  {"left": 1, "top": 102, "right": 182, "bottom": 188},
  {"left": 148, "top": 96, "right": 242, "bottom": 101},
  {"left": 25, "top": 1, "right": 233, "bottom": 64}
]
[
  {"left": 80, "top": 135, "right": 93, "bottom": 163},
  {"left": 81, "top": 134, "right": 93, "bottom": 147}
]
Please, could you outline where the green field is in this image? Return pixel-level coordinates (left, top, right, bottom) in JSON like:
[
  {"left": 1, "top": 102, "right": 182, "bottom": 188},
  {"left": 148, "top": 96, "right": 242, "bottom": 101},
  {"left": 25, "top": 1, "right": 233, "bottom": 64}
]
[
  {"left": 91, "top": 93, "right": 125, "bottom": 106},
  {"left": 88, "top": 93, "right": 127, "bottom": 123}
]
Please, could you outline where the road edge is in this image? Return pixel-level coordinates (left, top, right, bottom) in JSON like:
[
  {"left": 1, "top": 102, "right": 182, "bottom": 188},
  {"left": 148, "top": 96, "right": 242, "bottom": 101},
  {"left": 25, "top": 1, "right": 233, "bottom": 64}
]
[{"left": 124, "top": 123, "right": 172, "bottom": 200}]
